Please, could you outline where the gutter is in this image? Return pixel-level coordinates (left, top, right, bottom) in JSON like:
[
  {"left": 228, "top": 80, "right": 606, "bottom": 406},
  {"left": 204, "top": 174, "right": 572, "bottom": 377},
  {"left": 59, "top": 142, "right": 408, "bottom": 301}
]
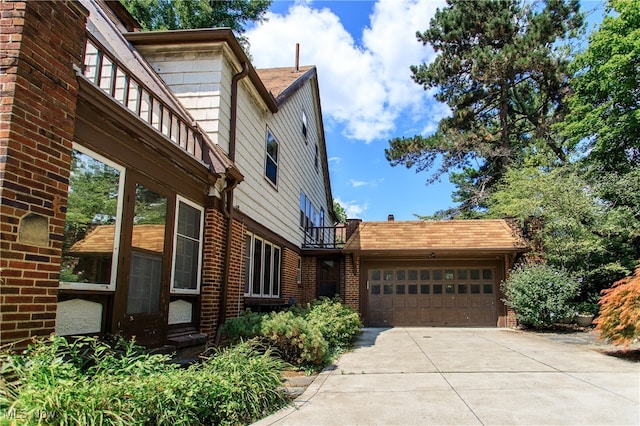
[{"left": 216, "top": 62, "right": 249, "bottom": 345}]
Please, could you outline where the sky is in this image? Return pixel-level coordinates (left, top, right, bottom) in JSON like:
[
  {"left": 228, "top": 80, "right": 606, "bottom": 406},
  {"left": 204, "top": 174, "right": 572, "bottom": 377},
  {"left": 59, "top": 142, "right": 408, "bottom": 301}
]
[{"left": 245, "top": 0, "right": 607, "bottom": 222}]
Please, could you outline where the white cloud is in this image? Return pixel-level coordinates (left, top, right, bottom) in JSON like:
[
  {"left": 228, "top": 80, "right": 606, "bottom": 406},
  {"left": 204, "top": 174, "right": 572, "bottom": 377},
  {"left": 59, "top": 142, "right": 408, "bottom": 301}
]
[
  {"left": 349, "top": 178, "right": 383, "bottom": 188},
  {"left": 335, "top": 197, "right": 367, "bottom": 219},
  {"left": 246, "top": 0, "right": 446, "bottom": 143}
]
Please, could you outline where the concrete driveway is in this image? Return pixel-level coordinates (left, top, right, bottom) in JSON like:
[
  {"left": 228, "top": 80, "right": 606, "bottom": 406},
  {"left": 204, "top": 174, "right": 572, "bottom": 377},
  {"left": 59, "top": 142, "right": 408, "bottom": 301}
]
[{"left": 254, "top": 327, "right": 639, "bottom": 425}]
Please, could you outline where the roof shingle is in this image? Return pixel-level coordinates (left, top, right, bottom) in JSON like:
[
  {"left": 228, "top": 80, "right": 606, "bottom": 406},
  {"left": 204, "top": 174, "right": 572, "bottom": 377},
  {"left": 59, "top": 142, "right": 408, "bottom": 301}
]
[{"left": 343, "top": 219, "right": 528, "bottom": 252}]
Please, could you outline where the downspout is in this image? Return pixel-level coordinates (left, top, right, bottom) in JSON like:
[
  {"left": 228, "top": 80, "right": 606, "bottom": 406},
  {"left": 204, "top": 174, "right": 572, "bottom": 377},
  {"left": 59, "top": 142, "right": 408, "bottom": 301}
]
[{"left": 216, "top": 62, "right": 249, "bottom": 345}]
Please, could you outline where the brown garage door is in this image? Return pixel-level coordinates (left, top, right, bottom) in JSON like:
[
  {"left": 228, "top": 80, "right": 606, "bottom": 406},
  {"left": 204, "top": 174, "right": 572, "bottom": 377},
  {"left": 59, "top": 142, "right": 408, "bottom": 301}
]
[{"left": 368, "top": 267, "right": 497, "bottom": 327}]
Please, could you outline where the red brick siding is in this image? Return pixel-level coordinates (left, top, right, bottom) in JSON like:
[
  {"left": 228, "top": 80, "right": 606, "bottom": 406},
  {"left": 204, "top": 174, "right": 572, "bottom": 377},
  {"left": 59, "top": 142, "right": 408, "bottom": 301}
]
[
  {"left": 224, "top": 218, "right": 246, "bottom": 320},
  {"left": 281, "top": 248, "right": 302, "bottom": 305},
  {"left": 0, "top": 1, "right": 87, "bottom": 346},
  {"left": 200, "top": 209, "right": 247, "bottom": 338},
  {"left": 300, "top": 256, "right": 316, "bottom": 305},
  {"left": 200, "top": 207, "right": 225, "bottom": 337},
  {"left": 343, "top": 254, "right": 360, "bottom": 311}
]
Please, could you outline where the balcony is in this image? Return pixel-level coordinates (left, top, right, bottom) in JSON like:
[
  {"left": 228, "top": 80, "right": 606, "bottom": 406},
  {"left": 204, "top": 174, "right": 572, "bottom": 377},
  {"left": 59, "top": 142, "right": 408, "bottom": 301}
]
[
  {"left": 302, "top": 225, "right": 347, "bottom": 250},
  {"left": 82, "top": 35, "right": 206, "bottom": 163}
]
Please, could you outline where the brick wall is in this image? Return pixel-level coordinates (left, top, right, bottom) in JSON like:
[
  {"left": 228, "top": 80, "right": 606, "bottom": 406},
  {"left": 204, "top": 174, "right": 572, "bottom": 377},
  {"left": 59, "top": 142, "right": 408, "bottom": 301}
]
[
  {"left": 343, "top": 254, "right": 360, "bottom": 311},
  {"left": 300, "top": 256, "right": 316, "bottom": 305},
  {"left": 200, "top": 208, "right": 247, "bottom": 338},
  {"left": 281, "top": 248, "right": 302, "bottom": 305},
  {"left": 224, "top": 218, "right": 246, "bottom": 320},
  {"left": 200, "top": 207, "right": 225, "bottom": 337},
  {"left": 0, "top": 1, "right": 88, "bottom": 346}
]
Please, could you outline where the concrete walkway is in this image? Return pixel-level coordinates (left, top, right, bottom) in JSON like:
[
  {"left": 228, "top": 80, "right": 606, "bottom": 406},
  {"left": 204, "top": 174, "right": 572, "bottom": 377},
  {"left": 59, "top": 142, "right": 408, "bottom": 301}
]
[{"left": 254, "top": 328, "right": 640, "bottom": 425}]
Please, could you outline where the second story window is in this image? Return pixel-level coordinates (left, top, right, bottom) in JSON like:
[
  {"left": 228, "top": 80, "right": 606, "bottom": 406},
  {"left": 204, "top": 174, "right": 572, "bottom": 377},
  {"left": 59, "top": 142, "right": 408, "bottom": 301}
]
[
  {"left": 302, "top": 111, "right": 308, "bottom": 140},
  {"left": 265, "top": 129, "right": 278, "bottom": 186},
  {"left": 314, "top": 143, "right": 319, "bottom": 171}
]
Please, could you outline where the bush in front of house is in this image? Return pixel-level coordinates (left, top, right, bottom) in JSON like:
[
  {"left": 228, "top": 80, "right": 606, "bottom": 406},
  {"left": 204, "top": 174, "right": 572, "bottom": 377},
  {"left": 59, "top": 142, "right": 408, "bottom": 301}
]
[
  {"left": 220, "top": 298, "right": 363, "bottom": 368},
  {"left": 595, "top": 263, "right": 640, "bottom": 348},
  {"left": 306, "top": 297, "right": 363, "bottom": 354},
  {"left": 501, "top": 263, "right": 580, "bottom": 327},
  {"left": 0, "top": 335, "right": 287, "bottom": 425}
]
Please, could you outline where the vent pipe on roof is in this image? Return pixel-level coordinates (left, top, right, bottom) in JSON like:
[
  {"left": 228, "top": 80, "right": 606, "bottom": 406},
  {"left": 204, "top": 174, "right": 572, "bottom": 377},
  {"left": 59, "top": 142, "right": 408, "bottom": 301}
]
[
  {"left": 295, "top": 43, "right": 300, "bottom": 72},
  {"left": 388, "top": 214, "right": 395, "bottom": 221}
]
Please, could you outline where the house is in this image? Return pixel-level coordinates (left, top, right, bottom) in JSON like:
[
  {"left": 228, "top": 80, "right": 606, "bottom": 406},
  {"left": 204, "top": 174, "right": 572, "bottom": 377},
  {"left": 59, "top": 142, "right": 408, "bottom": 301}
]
[
  {"left": 0, "top": 0, "right": 338, "bottom": 352},
  {"left": 0, "top": 0, "right": 528, "bottom": 352}
]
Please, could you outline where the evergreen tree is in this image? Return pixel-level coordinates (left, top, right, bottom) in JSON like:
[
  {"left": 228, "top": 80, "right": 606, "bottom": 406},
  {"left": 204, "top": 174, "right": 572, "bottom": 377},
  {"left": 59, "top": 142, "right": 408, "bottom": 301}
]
[{"left": 385, "top": 0, "right": 584, "bottom": 217}]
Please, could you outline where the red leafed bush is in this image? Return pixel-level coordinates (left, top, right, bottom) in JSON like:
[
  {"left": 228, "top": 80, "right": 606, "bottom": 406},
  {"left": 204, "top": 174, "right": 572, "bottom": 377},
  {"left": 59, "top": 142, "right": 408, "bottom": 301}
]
[{"left": 595, "top": 263, "right": 640, "bottom": 348}]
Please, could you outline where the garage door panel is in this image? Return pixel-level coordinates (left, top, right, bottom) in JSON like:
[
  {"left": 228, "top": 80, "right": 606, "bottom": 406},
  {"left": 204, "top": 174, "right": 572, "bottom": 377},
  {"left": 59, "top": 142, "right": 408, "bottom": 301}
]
[
  {"left": 445, "top": 296, "right": 456, "bottom": 309},
  {"left": 368, "top": 267, "right": 497, "bottom": 327},
  {"left": 432, "top": 296, "right": 444, "bottom": 308},
  {"left": 456, "top": 295, "right": 470, "bottom": 308},
  {"left": 419, "top": 295, "right": 431, "bottom": 308}
]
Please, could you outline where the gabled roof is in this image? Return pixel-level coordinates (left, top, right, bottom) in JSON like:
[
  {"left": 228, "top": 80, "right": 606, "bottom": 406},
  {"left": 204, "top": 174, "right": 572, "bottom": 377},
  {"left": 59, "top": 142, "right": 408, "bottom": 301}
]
[
  {"left": 343, "top": 219, "right": 528, "bottom": 254},
  {"left": 257, "top": 66, "right": 315, "bottom": 105}
]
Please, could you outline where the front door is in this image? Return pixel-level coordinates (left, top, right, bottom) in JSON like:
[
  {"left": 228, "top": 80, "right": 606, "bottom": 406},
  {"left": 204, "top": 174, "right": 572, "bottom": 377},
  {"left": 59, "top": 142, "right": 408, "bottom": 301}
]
[
  {"left": 113, "top": 176, "right": 173, "bottom": 346},
  {"left": 317, "top": 258, "right": 341, "bottom": 298}
]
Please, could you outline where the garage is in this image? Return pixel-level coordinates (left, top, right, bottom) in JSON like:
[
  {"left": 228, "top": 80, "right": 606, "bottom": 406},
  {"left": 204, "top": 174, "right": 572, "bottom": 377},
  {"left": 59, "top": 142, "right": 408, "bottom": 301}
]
[
  {"left": 367, "top": 266, "right": 498, "bottom": 326},
  {"left": 342, "top": 219, "right": 529, "bottom": 327}
]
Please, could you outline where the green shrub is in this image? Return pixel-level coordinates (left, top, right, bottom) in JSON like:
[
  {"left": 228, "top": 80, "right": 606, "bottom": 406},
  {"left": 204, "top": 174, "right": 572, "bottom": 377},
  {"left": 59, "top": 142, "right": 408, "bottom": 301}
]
[
  {"left": 0, "top": 336, "right": 287, "bottom": 425},
  {"left": 220, "top": 299, "right": 362, "bottom": 368},
  {"left": 260, "top": 311, "right": 328, "bottom": 366},
  {"left": 501, "top": 264, "right": 580, "bottom": 327},
  {"left": 218, "top": 309, "right": 265, "bottom": 344},
  {"left": 306, "top": 298, "right": 362, "bottom": 353}
]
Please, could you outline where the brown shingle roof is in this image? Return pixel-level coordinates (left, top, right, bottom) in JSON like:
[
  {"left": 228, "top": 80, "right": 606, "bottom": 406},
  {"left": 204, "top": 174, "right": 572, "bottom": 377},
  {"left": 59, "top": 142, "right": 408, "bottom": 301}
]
[
  {"left": 343, "top": 219, "right": 528, "bottom": 253},
  {"left": 256, "top": 66, "right": 315, "bottom": 103},
  {"left": 71, "top": 224, "right": 165, "bottom": 254}
]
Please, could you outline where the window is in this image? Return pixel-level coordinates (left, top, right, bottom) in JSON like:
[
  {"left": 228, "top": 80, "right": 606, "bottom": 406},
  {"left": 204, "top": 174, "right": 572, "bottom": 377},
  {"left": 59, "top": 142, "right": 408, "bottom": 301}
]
[
  {"left": 265, "top": 129, "right": 278, "bottom": 186},
  {"left": 300, "top": 192, "right": 326, "bottom": 243},
  {"left": 171, "top": 197, "right": 204, "bottom": 294},
  {"left": 314, "top": 144, "right": 319, "bottom": 171},
  {"left": 302, "top": 111, "right": 308, "bottom": 139},
  {"left": 244, "top": 232, "right": 281, "bottom": 298},
  {"left": 60, "top": 145, "right": 125, "bottom": 291}
]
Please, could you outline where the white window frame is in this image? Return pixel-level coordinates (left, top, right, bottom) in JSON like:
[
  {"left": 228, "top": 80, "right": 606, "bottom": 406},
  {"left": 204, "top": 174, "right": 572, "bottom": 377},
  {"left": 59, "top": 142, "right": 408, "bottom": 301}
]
[
  {"left": 244, "top": 232, "right": 281, "bottom": 298},
  {"left": 60, "top": 143, "right": 126, "bottom": 291},
  {"left": 302, "top": 111, "right": 308, "bottom": 141},
  {"left": 265, "top": 129, "right": 278, "bottom": 187},
  {"left": 170, "top": 195, "right": 204, "bottom": 295}
]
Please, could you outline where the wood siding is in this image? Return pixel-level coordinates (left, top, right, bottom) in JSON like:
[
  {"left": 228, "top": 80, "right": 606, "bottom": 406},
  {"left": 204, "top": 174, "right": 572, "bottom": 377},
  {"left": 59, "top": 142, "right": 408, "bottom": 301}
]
[{"left": 234, "top": 74, "right": 333, "bottom": 246}]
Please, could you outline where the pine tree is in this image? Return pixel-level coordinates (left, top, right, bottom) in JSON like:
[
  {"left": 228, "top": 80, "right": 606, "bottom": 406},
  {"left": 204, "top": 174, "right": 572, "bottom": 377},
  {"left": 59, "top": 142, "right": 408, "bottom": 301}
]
[{"left": 385, "top": 0, "right": 584, "bottom": 217}]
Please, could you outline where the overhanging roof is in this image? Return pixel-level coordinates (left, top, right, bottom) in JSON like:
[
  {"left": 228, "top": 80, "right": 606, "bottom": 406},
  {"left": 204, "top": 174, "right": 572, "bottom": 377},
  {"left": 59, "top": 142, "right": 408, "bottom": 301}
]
[{"left": 343, "top": 219, "right": 529, "bottom": 255}]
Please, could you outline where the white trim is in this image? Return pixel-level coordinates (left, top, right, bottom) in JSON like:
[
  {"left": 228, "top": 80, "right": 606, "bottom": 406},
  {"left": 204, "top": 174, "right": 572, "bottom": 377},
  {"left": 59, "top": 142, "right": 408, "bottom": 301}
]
[
  {"left": 264, "top": 128, "right": 278, "bottom": 188},
  {"left": 243, "top": 231, "right": 281, "bottom": 298},
  {"left": 59, "top": 143, "right": 125, "bottom": 292},
  {"left": 170, "top": 195, "right": 204, "bottom": 295}
]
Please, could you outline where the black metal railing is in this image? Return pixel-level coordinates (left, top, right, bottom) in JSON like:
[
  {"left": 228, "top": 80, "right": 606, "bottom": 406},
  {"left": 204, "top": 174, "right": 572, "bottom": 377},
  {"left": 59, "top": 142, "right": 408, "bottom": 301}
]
[{"left": 302, "top": 225, "right": 346, "bottom": 249}]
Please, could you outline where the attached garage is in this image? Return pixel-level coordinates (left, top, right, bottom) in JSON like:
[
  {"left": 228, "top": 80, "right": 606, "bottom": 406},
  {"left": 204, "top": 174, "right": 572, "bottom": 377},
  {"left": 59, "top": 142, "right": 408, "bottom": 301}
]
[{"left": 343, "top": 219, "right": 528, "bottom": 327}]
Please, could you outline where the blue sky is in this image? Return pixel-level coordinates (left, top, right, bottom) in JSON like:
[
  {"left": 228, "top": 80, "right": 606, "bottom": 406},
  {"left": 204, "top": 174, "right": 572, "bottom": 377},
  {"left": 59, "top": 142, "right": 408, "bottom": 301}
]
[{"left": 246, "top": 0, "right": 607, "bottom": 221}]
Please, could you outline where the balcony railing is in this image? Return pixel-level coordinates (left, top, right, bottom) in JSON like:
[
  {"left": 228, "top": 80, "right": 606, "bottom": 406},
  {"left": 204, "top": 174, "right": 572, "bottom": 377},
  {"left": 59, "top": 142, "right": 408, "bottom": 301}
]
[
  {"left": 302, "top": 225, "right": 346, "bottom": 249},
  {"left": 82, "top": 35, "right": 205, "bottom": 162}
]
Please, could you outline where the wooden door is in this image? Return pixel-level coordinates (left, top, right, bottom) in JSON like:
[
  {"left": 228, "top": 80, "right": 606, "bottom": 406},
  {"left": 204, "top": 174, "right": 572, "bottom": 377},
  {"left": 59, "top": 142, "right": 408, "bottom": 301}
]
[{"left": 113, "top": 175, "right": 174, "bottom": 346}]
